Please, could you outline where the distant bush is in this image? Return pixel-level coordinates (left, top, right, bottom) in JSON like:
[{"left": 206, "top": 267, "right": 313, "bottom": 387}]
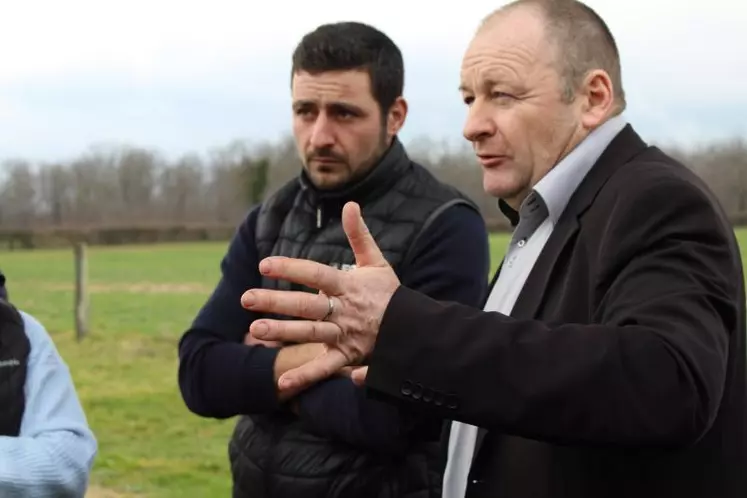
[{"left": 0, "top": 214, "right": 744, "bottom": 250}]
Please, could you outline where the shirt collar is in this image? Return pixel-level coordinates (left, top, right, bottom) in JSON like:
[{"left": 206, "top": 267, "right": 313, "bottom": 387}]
[
  {"left": 499, "top": 114, "right": 628, "bottom": 227},
  {"left": 531, "top": 114, "right": 628, "bottom": 224}
]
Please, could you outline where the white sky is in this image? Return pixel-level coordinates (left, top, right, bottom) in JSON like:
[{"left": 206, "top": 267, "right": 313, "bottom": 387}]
[{"left": 0, "top": 0, "right": 745, "bottom": 162}]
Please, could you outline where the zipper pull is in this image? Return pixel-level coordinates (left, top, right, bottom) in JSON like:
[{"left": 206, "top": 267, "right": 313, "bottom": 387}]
[{"left": 316, "top": 206, "right": 322, "bottom": 228}]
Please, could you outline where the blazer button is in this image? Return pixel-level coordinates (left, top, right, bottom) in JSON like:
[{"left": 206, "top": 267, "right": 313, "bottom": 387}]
[
  {"left": 412, "top": 383, "right": 423, "bottom": 400},
  {"left": 422, "top": 387, "right": 434, "bottom": 403},
  {"left": 446, "top": 394, "right": 459, "bottom": 410},
  {"left": 401, "top": 380, "right": 413, "bottom": 396},
  {"left": 434, "top": 391, "right": 445, "bottom": 406}
]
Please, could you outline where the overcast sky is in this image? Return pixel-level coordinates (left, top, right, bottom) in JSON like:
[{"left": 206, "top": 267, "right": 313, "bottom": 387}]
[{"left": 1, "top": 0, "right": 745, "bottom": 163}]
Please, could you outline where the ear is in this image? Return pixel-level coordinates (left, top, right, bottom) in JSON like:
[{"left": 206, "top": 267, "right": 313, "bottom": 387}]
[
  {"left": 385, "top": 96, "right": 408, "bottom": 138},
  {"left": 579, "top": 70, "right": 615, "bottom": 129}
]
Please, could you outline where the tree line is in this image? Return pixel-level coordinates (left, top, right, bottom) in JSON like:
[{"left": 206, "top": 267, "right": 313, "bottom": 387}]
[{"left": 0, "top": 134, "right": 745, "bottom": 249}]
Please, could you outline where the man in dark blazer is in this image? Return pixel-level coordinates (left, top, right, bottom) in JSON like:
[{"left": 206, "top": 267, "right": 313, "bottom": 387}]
[{"left": 238, "top": 1, "right": 747, "bottom": 497}]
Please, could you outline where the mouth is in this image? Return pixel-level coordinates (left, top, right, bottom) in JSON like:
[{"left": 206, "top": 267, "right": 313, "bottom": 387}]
[
  {"left": 311, "top": 157, "right": 343, "bottom": 165},
  {"left": 476, "top": 154, "right": 508, "bottom": 168}
]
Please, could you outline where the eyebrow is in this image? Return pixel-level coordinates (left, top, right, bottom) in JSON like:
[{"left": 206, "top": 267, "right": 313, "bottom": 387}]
[
  {"left": 459, "top": 79, "right": 495, "bottom": 93},
  {"left": 292, "top": 100, "right": 366, "bottom": 114},
  {"left": 459, "top": 78, "right": 513, "bottom": 94}
]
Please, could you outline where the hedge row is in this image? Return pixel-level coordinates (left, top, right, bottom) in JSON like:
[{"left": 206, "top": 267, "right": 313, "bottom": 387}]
[{"left": 0, "top": 213, "right": 745, "bottom": 250}]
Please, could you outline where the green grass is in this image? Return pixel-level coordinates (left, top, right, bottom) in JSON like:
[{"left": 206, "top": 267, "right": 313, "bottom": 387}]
[{"left": 1, "top": 228, "right": 745, "bottom": 497}]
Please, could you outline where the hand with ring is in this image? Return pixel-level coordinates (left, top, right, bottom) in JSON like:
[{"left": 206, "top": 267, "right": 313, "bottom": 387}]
[{"left": 241, "top": 202, "right": 401, "bottom": 392}]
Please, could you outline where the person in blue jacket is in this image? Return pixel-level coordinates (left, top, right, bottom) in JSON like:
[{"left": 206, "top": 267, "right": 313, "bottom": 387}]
[{"left": 0, "top": 270, "right": 98, "bottom": 497}]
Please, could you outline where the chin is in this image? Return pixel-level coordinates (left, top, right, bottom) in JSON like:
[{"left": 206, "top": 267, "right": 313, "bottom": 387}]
[
  {"left": 310, "top": 173, "right": 348, "bottom": 190},
  {"left": 484, "top": 179, "right": 516, "bottom": 199},
  {"left": 483, "top": 169, "right": 527, "bottom": 201}
]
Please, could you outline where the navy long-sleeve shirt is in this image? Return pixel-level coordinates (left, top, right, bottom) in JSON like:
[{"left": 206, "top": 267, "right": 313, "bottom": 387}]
[{"left": 177, "top": 201, "right": 490, "bottom": 452}]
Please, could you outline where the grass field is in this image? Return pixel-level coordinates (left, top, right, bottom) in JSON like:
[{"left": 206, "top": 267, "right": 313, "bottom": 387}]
[{"left": 1, "top": 229, "right": 746, "bottom": 497}]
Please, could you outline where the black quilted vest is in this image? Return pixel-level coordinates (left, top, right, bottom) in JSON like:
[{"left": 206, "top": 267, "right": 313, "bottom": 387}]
[
  {"left": 0, "top": 277, "right": 31, "bottom": 437},
  {"left": 228, "top": 138, "right": 479, "bottom": 498}
]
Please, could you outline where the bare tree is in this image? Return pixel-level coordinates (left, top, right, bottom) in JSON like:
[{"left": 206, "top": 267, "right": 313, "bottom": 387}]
[{"left": 0, "top": 132, "right": 744, "bottom": 246}]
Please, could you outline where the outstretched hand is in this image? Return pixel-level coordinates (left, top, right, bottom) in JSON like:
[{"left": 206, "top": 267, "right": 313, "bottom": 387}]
[{"left": 241, "top": 202, "right": 400, "bottom": 392}]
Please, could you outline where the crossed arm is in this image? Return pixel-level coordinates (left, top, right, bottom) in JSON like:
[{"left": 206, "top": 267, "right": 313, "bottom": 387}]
[{"left": 177, "top": 203, "right": 490, "bottom": 452}]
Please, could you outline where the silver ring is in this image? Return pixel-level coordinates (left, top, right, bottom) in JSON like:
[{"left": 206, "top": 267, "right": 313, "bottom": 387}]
[{"left": 319, "top": 296, "right": 334, "bottom": 321}]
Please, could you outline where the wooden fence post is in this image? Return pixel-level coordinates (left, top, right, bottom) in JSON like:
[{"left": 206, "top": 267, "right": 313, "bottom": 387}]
[{"left": 73, "top": 242, "right": 89, "bottom": 341}]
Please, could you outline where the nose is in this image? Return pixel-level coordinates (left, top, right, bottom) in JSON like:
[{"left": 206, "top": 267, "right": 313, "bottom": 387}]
[
  {"left": 462, "top": 100, "right": 496, "bottom": 143},
  {"left": 309, "top": 114, "right": 335, "bottom": 149}
]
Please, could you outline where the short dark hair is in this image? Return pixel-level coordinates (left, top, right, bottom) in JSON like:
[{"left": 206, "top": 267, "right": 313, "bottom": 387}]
[
  {"left": 291, "top": 22, "right": 405, "bottom": 114},
  {"left": 485, "top": 0, "right": 626, "bottom": 112}
]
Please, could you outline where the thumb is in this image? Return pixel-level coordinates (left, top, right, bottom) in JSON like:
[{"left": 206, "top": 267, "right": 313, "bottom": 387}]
[{"left": 342, "top": 202, "right": 387, "bottom": 267}]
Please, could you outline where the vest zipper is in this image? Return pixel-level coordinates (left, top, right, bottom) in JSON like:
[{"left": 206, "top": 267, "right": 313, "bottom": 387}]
[{"left": 316, "top": 206, "right": 322, "bottom": 228}]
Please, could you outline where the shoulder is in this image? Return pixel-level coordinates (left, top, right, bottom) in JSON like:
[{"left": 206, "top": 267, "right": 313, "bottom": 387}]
[
  {"left": 17, "top": 311, "right": 57, "bottom": 361},
  {"left": 604, "top": 147, "right": 716, "bottom": 205},
  {"left": 592, "top": 148, "right": 740, "bottom": 268},
  {"left": 397, "top": 201, "right": 490, "bottom": 305},
  {"left": 220, "top": 204, "right": 264, "bottom": 272},
  {"left": 413, "top": 198, "right": 487, "bottom": 244},
  {"left": 427, "top": 200, "right": 487, "bottom": 236},
  {"left": 227, "top": 203, "right": 263, "bottom": 249},
  {"left": 241, "top": 203, "right": 262, "bottom": 233},
  {"left": 399, "top": 160, "right": 478, "bottom": 207},
  {"left": 406, "top": 201, "right": 489, "bottom": 264}
]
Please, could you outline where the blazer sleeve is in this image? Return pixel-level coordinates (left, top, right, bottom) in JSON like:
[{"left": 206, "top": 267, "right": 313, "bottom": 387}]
[{"left": 364, "top": 172, "right": 742, "bottom": 449}]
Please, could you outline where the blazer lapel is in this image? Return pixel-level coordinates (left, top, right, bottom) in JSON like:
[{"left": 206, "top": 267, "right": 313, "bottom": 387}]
[
  {"left": 510, "top": 216, "right": 580, "bottom": 320},
  {"left": 469, "top": 124, "right": 650, "bottom": 464},
  {"left": 509, "top": 124, "right": 649, "bottom": 320}
]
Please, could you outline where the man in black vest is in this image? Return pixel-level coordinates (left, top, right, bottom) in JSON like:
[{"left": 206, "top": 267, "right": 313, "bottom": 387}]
[
  {"left": 177, "top": 21, "right": 490, "bottom": 498},
  {"left": 0, "top": 270, "right": 97, "bottom": 495}
]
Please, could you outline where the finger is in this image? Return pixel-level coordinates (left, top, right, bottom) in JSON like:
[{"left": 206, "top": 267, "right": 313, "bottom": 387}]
[
  {"left": 250, "top": 318, "right": 341, "bottom": 344},
  {"left": 258, "top": 256, "right": 344, "bottom": 296},
  {"left": 278, "top": 348, "right": 350, "bottom": 391},
  {"left": 244, "top": 333, "right": 282, "bottom": 347},
  {"left": 350, "top": 366, "right": 369, "bottom": 386},
  {"left": 338, "top": 366, "right": 355, "bottom": 378},
  {"left": 241, "top": 288, "right": 330, "bottom": 320},
  {"left": 342, "top": 202, "right": 387, "bottom": 267}
]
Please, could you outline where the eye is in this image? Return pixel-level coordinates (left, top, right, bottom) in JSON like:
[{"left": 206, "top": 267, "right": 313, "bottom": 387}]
[
  {"left": 294, "top": 108, "right": 317, "bottom": 121},
  {"left": 491, "top": 91, "right": 514, "bottom": 100},
  {"left": 462, "top": 95, "right": 475, "bottom": 106}
]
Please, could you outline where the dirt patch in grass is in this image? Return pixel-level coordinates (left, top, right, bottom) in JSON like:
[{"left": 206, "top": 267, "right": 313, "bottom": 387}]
[{"left": 86, "top": 485, "right": 139, "bottom": 498}]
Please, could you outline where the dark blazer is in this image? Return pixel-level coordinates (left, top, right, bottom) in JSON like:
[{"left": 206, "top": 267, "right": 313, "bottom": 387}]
[{"left": 364, "top": 125, "right": 747, "bottom": 498}]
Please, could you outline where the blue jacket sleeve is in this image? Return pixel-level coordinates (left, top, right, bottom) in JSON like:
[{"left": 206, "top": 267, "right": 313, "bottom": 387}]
[
  {"left": 177, "top": 205, "right": 281, "bottom": 418},
  {"left": 0, "top": 312, "right": 98, "bottom": 497},
  {"left": 295, "top": 202, "right": 490, "bottom": 453}
]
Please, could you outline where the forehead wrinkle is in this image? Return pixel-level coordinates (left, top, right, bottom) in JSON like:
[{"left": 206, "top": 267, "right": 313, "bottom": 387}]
[
  {"left": 460, "top": 49, "right": 533, "bottom": 91},
  {"left": 292, "top": 72, "right": 371, "bottom": 102},
  {"left": 294, "top": 82, "right": 357, "bottom": 100},
  {"left": 460, "top": 25, "right": 560, "bottom": 94}
]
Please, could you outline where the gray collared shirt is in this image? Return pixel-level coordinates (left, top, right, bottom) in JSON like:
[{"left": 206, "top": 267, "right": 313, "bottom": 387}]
[{"left": 442, "top": 115, "right": 629, "bottom": 498}]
